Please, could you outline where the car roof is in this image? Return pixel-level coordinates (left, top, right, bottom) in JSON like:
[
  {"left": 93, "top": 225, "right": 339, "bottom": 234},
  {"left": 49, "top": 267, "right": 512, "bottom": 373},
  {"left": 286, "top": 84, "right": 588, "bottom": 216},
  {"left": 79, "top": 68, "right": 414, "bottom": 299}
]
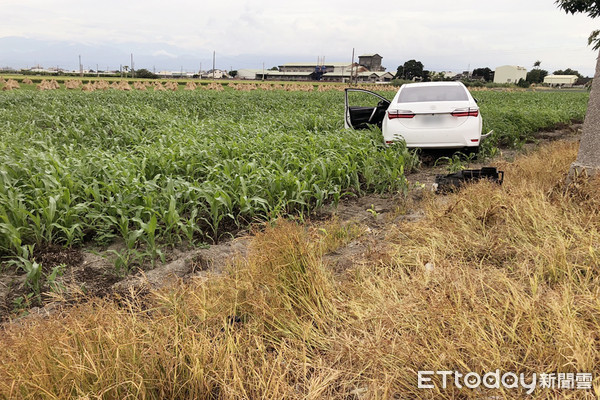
[{"left": 401, "top": 81, "right": 465, "bottom": 88}]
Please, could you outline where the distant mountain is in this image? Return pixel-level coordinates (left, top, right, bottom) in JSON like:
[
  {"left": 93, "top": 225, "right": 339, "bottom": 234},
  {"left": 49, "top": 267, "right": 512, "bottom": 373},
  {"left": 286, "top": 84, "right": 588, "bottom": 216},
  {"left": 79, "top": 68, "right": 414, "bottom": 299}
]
[{"left": 0, "top": 36, "right": 287, "bottom": 72}]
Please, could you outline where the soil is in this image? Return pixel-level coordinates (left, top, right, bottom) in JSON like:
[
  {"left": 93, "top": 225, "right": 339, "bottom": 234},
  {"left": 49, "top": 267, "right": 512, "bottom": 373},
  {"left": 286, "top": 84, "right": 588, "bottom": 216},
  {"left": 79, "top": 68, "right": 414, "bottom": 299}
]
[{"left": 0, "top": 123, "right": 583, "bottom": 324}]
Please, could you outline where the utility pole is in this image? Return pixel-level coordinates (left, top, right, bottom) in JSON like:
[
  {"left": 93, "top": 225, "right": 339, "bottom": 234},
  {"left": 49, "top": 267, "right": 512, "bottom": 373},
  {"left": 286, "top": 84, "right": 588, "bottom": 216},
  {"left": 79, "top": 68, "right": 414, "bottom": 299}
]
[
  {"left": 262, "top": 62, "right": 265, "bottom": 81},
  {"left": 350, "top": 48, "right": 355, "bottom": 86},
  {"left": 131, "top": 53, "right": 135, "bottom": 78},
  {"left": 120, "top": 64, "right": 123, "bottom": 78},
  {"left": 212, "top": 51, "right": 216, "bottom": 80},
  {"left": 96, "top": 64, "right": 99, "bottom": 77},
  {"left": 79, "top": 55, "right": 83, "bottom": 77}
]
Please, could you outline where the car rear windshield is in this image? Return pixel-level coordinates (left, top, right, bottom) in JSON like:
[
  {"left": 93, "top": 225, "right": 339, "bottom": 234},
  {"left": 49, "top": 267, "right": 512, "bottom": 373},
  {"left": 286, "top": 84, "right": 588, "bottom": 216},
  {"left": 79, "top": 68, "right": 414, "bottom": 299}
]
[{"left": 397, "top": 85, "right": 469, "bottom": 103}]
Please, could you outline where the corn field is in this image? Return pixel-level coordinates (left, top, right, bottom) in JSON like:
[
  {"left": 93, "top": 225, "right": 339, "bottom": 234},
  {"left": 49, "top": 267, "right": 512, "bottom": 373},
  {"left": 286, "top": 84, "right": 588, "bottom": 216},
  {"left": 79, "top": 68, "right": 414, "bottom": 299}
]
[
  {"left": 0, "top": 90, "right": 418, "bottom": 257},
  {"left": 0, "top": 88, "right": 588, "bottom": 261}
]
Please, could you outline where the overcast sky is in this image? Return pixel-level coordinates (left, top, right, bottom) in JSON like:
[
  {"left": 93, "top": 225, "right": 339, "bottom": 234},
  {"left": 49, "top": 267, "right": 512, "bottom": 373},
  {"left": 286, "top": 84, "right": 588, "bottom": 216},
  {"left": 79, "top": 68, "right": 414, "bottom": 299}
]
[{"left": 1, "top": 0, "right": 599, "bottom": 75}]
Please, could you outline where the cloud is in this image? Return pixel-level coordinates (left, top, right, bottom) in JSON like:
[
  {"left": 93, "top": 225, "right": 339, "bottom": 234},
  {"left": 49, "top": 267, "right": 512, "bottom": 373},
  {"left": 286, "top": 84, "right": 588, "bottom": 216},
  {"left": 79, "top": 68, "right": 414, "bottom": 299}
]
[
  {"left": 0, "top": 0, "right": 598, "bottom": 75},
  {"left": 152, "top": 50, "right": 177, "bottom": 58}
]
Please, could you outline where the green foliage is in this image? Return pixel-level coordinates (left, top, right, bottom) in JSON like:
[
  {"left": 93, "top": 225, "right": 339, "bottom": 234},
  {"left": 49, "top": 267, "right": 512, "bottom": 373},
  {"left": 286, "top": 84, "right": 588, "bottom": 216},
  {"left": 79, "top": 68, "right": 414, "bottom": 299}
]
[
  {"left": 390, "top": 78, "right": 412, "bottom": 87},
  {"left": 0, "top": 89, "right": 588, "bottom": 268},
  {"left": 472, "top": 67, "right": 493, "bottom": 82},
  {"left": 135, "top": 69, "right": 158, "bottom": 79},
  {"left": 556, "top": 0, "right": 600, "bottom": 18},
  {"left": 0, "top": 90, "right": 416, "bottom": 258},
  {"left": 517, "top": 78, "right": 530, "bottom": 88},
  {"left": 402, "top": 60, "right": 424, "bottom": 80},
  {"left": 527, "top": 68, "right": 548, "bottom": 83},
  {"left": 553, "top": 68, "right": 583, "bottom": 77},
  {"left": 394, "top": 65, "right": 404, "bottom": 79},
  {"left": 476, "top": 90, "right": 587, "bottom": 147},
  {"left": 7, "top": 245, "right": 42, "bottom": 301}
]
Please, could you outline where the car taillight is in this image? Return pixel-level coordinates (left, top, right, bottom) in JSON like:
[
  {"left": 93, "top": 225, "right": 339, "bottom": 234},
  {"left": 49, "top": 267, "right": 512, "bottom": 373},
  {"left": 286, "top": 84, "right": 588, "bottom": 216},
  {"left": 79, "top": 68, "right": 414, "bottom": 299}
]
[
  {"left": 451, "top": 108, "right": 479, "bottom": 117},
  {"left": 388, "top": 110, "right": 415, "bottom": 119}
]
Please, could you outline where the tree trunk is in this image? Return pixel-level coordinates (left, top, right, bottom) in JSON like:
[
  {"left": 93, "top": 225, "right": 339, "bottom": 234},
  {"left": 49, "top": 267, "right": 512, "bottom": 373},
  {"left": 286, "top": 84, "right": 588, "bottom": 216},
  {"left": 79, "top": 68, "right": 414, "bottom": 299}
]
[{"left": 569, "top": 50, "right": 600, "bottom": 178}]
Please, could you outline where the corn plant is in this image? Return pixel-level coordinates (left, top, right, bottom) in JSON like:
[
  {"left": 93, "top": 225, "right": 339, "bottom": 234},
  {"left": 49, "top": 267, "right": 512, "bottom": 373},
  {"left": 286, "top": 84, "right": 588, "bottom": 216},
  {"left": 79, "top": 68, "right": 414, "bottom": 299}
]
[{"left": 0, "top": 89, "right": 587, "bottom": 270}]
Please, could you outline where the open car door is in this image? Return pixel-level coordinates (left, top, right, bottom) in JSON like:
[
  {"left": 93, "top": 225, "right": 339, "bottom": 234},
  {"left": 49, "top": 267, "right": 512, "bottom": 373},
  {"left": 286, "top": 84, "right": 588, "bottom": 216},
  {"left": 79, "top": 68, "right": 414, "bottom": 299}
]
[{"left": 344, "top": 88, "right": 391, "bottom": 130}]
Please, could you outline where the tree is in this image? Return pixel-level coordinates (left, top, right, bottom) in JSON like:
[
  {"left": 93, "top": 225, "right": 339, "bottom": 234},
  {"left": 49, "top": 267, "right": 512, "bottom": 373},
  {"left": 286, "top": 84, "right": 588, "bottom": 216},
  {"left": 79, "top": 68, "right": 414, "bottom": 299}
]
[
  {"left": 533, "top": 60, "right": 542, "bottom": 68},
  {"left": 553, "top": 68, "right": 583, "bottom": 78},
  {"left": 403, "top": 60, "right": 424, "bottom": 80},
  {"left": 268, "top": 66, "right": 279, "bottom": 71},
  {"left": 229, "top": 70, "right": 238, "bottom": 78},
  {"left": 526, "top": 68, "right": 548, "bottom": 83},
  {"left": 394, "top": 65, "right": 405, "bottom": 79},
  {"left": 556, "top": 0, "right": 600, "bottom": 177},
  {"left": 135, "top": 68, "right": 158, "bottom": 79},
  {"left": 472, "top": 67, "right": 493, "bottom": 82}
]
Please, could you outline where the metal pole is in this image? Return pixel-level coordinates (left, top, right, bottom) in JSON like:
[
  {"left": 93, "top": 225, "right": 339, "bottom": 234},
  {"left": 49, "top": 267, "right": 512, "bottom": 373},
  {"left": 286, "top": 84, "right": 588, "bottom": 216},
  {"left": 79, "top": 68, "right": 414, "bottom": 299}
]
[
  {"left": 350, "top": 48, "right": 355, "bottom": 85},
  {"left": 212, "top": 51, "right": 215, "bottom": 80}
]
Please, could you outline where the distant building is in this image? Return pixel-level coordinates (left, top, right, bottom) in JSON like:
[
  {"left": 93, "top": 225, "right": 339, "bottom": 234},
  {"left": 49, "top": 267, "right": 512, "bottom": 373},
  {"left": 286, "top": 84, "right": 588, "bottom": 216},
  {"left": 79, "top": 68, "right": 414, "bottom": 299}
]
[
  {"left": 256, "top": 71, "right": 313, "bottom": 81},
  {"left": 201, "top": 69, "right": 228, "bottom": 79},
  {"left": 245, "top": 55, "right": 388, "bottom": 82},
  {"left": 323, "top": 71, "right": 393, "bottom": 83},
  {"left": 440, "top": 71, "right": 460, "bottom": 79},
  {"left": 358, "top": 54, "right": 385, "bottom": 72},
  {"left": 157, "top": 71, "right": 195, "bottom": 78},
  {"left": 493, "top": 65, "right": 527, "bottom": 84},
  {"left": 237, "top": 69, "right": 262, "bottom": 80},
  {"left": 544, "top": 74, "right": 578, "bottom": 86},
  {"left": 279, "top": 63, "right": 352, "bottom": 73}
]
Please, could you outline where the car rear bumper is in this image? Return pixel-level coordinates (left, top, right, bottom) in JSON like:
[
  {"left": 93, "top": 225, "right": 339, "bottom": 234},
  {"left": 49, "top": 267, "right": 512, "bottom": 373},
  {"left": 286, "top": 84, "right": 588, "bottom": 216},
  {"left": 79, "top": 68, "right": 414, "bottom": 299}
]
[{"left": 382, "top": 119, "right": 482, "bottom": 148}]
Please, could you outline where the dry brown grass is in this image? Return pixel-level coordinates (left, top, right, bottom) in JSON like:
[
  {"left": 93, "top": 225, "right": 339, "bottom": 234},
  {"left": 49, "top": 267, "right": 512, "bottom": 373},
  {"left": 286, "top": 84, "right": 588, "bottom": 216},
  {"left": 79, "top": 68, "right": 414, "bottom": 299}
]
[
  {"left": 165, "top": 81, "right": 178, "bottom": 91},
  {"left": 36, "top": 80, "right": 53, "bottom": 91},
  {"left": 64, "top": 80, "right": 81, "bottom": 90},
  {"left": 2, "top": 79, "right": 20, "bottom": 91},
  {"left": 203, "top": 82, "right": 224, "bottom": 91},
  {"left": 1, "top": 141, "right": 599, "bottom": 399},
  {"left": 21, "top": 78, "right": 33, "bottom": 85},
  {"left": 184, "top": 81, "right": 197, "bottom": 90},
  {"left": 133, "top": 81, "right": 148, "bottom": 91},
  {"left": 92, "top": 80, "right": 109, "bottom": 90},
  {"left": 153, "top": 82, "right": 166, "bottom": 91}
]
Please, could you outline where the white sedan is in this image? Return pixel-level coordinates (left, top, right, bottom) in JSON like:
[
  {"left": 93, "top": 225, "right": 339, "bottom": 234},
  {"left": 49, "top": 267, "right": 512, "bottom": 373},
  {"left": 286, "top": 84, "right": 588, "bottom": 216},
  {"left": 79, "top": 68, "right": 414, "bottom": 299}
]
[{"left": 345, "top": 82, "right": 487, "bottom": 151}]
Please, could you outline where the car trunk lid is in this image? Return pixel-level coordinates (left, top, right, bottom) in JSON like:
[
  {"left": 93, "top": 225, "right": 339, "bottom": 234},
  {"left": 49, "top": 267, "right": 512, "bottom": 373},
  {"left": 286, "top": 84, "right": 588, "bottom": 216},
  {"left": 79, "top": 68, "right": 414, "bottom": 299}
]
[{"left": 387, "top": 101, "right": 476, "bottom": 129}]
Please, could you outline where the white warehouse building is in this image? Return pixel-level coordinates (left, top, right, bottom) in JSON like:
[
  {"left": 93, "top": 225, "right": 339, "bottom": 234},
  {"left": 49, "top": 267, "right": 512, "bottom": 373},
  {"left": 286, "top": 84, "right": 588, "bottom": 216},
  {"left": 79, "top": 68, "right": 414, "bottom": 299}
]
[
  {"left": 493, "top": 65, "right": 527, "bottom": 84},
  {"left": 237, "top": 69, "right": 262, "bottom": 80},
  {"left": 544, "top": 74, "right": 579, "bottom": 86}
]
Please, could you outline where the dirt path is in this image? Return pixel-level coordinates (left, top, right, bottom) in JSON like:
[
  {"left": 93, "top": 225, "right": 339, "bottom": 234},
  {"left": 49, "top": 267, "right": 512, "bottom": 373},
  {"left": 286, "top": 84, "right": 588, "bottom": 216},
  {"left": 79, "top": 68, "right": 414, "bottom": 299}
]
[{"left": 0, "top": 123, "right": 583, "bottom": 322}]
